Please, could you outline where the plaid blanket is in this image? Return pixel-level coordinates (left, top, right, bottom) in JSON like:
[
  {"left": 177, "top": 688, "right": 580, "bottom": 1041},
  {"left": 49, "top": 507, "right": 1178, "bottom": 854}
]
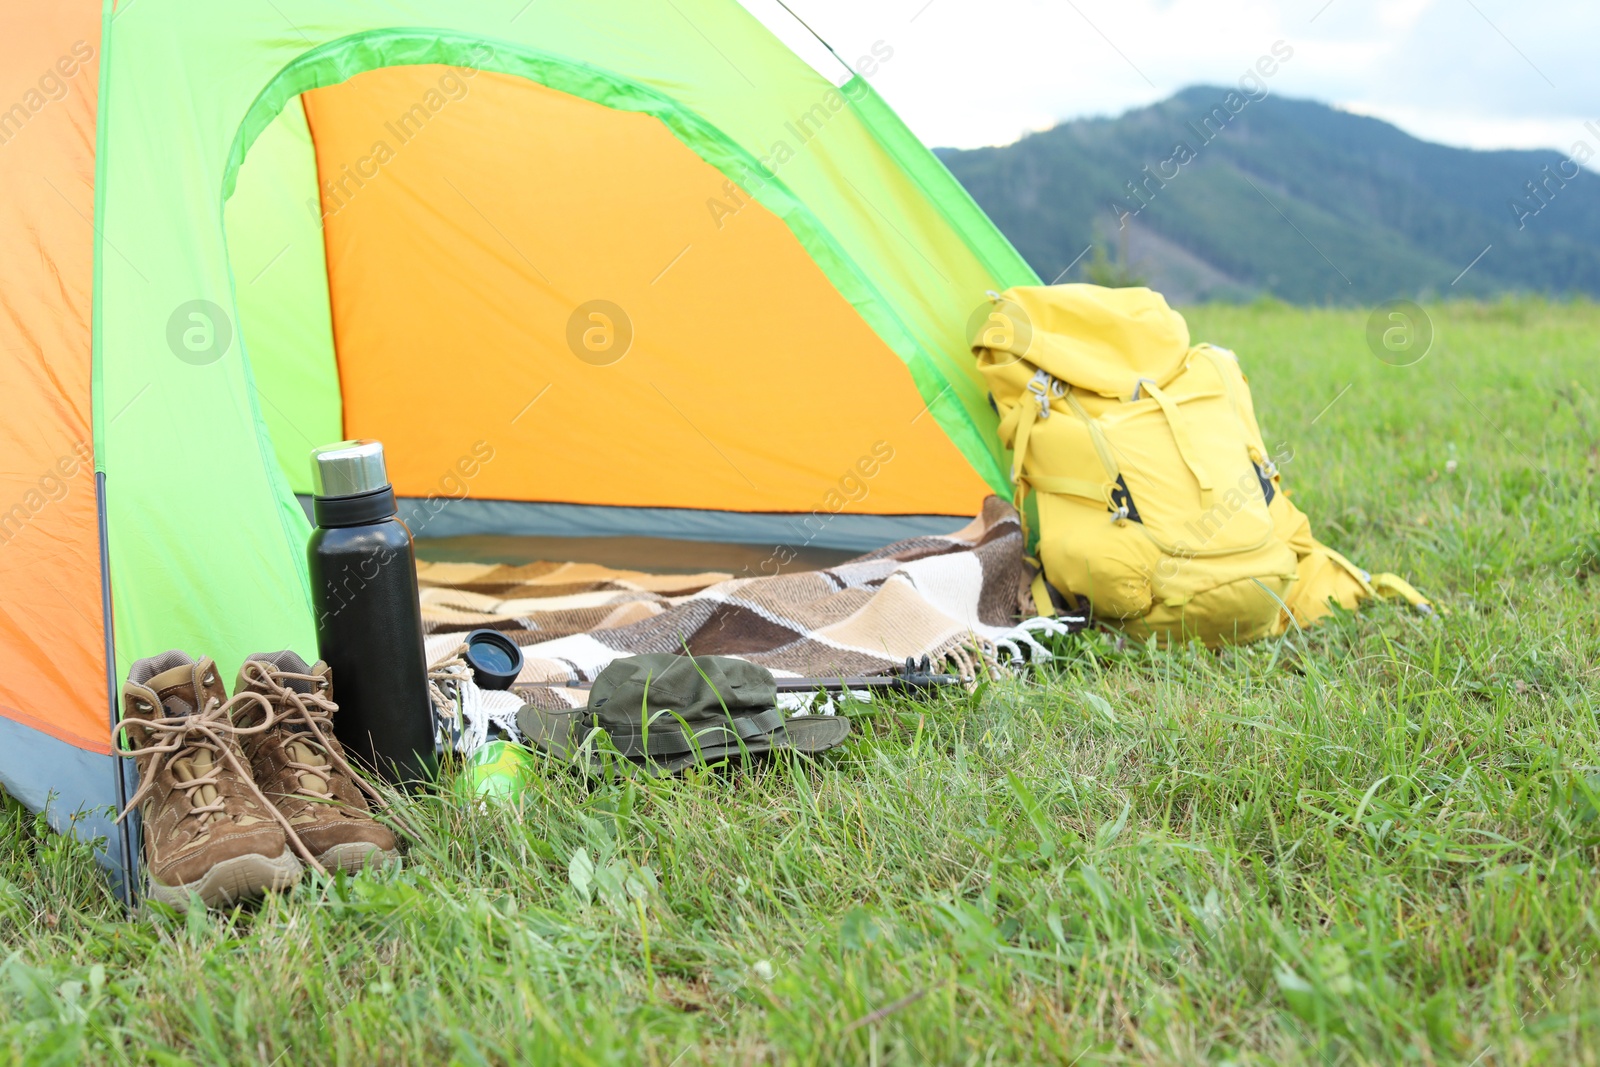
[{"left": 420, "top": 497, "right": 1050, "bottom": 702}]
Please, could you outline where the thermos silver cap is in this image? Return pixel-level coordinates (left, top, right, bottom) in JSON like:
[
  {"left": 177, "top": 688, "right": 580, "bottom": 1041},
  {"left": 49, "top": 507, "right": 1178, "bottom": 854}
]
[{"left": 310, "top": 440, "right": 390, "bottom": 498}]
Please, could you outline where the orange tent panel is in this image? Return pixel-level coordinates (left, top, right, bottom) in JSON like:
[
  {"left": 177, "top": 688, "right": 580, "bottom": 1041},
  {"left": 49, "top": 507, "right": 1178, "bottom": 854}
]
[
  {"left": 304, "top": 67, "right": 991, "bottom": 517},
  {"left": 0, "top": 3, "right": 109, "bottom": 754}
]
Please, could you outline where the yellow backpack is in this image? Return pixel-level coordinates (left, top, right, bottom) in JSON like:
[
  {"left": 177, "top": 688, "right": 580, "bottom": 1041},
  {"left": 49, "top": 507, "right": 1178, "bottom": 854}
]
[{"left": 972, "top": 284, "right": 1426, "bottom": 646}]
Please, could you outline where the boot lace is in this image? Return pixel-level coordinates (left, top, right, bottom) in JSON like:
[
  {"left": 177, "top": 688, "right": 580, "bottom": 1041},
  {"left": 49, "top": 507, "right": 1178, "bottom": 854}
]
[
  {"left": 239, "top": 661, "right": 393, "bottom": 815},
  {"left": 114, "top": 690, "right": 329, "bottom": 876}
]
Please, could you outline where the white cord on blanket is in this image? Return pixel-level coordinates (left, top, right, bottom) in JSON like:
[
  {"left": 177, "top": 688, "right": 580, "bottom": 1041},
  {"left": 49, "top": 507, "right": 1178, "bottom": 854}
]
[
  {"left": 990, "top": 615, "right": 1076, "bottom": 668},
  {"left": 429, "top": 646, "right": 525, "bottom": 754}
]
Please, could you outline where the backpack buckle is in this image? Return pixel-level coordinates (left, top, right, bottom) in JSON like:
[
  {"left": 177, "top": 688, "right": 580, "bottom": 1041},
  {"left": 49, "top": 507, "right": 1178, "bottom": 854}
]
[{"left": 1026, "top": 369, "right": 1062, "bottom": 419}]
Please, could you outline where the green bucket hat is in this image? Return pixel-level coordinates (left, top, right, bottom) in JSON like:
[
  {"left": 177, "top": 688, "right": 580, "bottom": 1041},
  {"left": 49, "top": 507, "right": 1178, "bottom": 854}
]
[{"left": 516, "top": 654, "right": 851, "bottom": 772}]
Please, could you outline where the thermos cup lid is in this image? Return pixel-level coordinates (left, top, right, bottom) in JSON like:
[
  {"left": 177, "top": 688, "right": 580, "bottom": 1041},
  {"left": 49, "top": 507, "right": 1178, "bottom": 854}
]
[
  {"left": 311, "top": 440, "right": 390, "bottom": 498},
  {"left": 463, "top": 629, "right": 525, "bottom": 690}
]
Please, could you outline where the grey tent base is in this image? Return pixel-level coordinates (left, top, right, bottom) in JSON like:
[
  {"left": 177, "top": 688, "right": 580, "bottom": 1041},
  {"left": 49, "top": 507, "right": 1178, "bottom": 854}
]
[
  {"left": 297, "top": 495, "right": 971, "bottom": 553},
  {"left": 0, "top": 713, "right": 138, "bottom": 902}
]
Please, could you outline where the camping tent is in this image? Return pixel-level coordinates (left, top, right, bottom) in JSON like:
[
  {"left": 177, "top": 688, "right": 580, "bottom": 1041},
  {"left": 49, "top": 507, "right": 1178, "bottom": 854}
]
[{"left": 0, "top": 0, "right": 1036, "bottom": 892}]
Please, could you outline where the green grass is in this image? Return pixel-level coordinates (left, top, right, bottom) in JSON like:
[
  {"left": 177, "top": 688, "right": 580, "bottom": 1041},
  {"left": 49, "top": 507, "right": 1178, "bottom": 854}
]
[{"left": 4, "top": 299, "right": 1599, "bottom": 1065}]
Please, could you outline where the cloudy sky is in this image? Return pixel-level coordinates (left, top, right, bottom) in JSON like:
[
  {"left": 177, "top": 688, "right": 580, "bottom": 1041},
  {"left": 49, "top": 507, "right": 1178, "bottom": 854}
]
[{"left": 743, "top": 0, "right": 1598, "bottom": 157}]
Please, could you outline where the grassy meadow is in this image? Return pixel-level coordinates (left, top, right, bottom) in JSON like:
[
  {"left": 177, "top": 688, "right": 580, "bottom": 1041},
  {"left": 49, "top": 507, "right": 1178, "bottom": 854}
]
[{"left": 3, "top": 299, "right": 1599, "bottom": 1065}]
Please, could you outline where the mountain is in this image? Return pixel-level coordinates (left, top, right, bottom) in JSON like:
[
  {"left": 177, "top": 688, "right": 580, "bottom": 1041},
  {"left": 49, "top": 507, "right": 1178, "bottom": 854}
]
[{"left": 936, "top": 87, "right": 1600, "bottom": 304}]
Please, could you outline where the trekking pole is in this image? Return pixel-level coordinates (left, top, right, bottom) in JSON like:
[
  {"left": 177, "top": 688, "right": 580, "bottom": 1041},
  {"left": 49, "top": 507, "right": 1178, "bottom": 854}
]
[{"left": 553, "top": 657, "right": 965, "bottom": 696}]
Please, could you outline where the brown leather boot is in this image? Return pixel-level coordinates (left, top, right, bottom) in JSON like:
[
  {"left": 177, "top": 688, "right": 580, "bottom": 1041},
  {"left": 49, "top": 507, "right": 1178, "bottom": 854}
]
[
  {"left": 233, "top": 651, "right": 401, "bottom": 874},
  {"left": 116, "top": 652, "right": 304, "bottom": 911}
]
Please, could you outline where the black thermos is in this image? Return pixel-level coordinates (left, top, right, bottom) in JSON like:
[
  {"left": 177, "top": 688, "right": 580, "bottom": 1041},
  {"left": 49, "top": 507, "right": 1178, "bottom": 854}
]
[{"left": 307, "top": 440, "right": 435, "bottom": 783}]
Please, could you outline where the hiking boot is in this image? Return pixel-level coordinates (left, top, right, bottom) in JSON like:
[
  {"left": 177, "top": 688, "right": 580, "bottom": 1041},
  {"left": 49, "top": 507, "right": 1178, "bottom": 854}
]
[
  {"left": 115, "top": 652, "right": 303, "bottom": 911},
  {"left": 233, "top": 652, "right": 401, "bottom": 874}
]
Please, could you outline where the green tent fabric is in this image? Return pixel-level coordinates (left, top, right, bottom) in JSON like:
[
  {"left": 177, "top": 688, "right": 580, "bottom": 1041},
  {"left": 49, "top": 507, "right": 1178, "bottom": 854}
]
[{"left": 98, "top": 1, "right": 1036, "bottom": 693}]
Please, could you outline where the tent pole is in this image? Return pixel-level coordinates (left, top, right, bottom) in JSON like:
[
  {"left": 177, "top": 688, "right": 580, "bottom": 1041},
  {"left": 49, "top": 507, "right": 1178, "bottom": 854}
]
[
  {"left": 96, "top": 472, "right": 137, "bottom": 910},
  {"left": 770, "top": 0, "right": 855, "bottom": 79}
]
